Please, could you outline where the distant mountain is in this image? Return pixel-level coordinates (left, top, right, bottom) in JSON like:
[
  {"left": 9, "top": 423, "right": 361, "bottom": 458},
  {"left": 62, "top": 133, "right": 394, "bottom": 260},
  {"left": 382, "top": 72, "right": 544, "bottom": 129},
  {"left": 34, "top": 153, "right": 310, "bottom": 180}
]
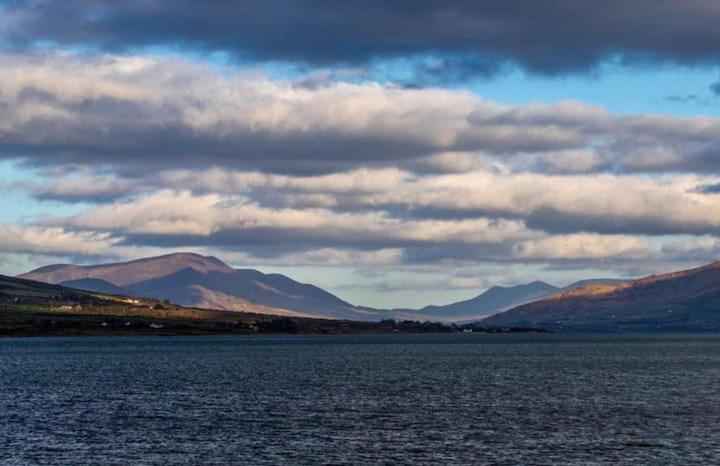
[
  {"left": 390, "top": 279, "right": 628, "bottom": 323},
  {"left": 563, "top": 278, "right": 628, "bottom": 291},
  {"left": 482, "top": 261, "right": 720, "bottom": 331},
  {"left": 394, "top": 281, "right": 559, "bottom": 322},
  {"left": 20, "top": 253, "right": 379, "bottom": 320},
  {"left": 18, "top": 252, "right": 634, "bottom": 323},
  {"left": 1, "top": 274, "right": 111, "bottom": 303},
  {"left": 60, "top": 278, "right": 132, "bottom": 296},
  {"left": 21, "top": 253, "right": 234, "bottom": 285}
]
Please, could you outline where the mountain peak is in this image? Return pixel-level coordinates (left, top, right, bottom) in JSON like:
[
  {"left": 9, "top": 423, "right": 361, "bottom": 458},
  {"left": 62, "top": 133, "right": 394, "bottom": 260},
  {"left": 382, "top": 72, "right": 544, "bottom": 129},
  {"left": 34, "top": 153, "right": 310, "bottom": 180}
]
[
  {"left": 528, "top": 280, "right": 555, "bottom": 288},
  {"left": 482, "top": 259, "right": 720, "bottom": 331},
  {"left": 17, "top": 253, "right": 373, "bottom": 320},
  {"left": 133, "top": 252, "right": 234, "bottom": 271},
  {"left": 414, "top": 280, "right": 561, "bottom": 321},
  {"left": 19, "top": 252, "right": 235, "bottom": 286}
]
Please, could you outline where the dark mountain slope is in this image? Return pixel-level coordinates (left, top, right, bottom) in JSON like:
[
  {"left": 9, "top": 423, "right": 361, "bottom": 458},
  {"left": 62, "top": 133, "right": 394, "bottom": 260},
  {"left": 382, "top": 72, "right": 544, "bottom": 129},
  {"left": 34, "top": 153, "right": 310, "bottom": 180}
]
[
  {"left": 389, "top": 279, "right": 629, "bottom": 323},
  {"left": 410, "top": 281, "right": 560, "bottom": 321},
  {"left": 1, "top": 274, "right": 105, "bottom": 302},
  {"left": 60, "top": 278, "right": 132, "bottom": 296},
  {"left": 482, "top": 261, "right": 720, "bottom": 331},
  {"left": 125, "top": 267, "right": 365, "bottom": 318},
  {"left": 20, "top": 252, "right": 234, "bottom": 286},
  {"left": 20, "top": 253, "right": 378, "bottom": 320}
]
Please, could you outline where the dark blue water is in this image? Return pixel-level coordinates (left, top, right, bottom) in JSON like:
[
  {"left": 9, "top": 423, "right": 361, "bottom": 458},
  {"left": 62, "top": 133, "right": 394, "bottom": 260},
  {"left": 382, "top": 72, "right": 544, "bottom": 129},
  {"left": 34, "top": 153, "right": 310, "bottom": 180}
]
[{"left": 1, "top": 334, "right": 719, "bottom": 465}]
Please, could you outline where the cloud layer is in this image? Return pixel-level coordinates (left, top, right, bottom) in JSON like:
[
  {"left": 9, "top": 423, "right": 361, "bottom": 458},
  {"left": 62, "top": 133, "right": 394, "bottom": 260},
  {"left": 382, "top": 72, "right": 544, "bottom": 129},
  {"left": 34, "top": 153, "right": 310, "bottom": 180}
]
[
  {"left": 1, "top": 52, "right": 720, "bottom": 177},
  {"left": 4, "top": 1, "right": 720, "bottom": 75},
  {"left": 1, "top": 49, "right": 719, "bottom": 305}
]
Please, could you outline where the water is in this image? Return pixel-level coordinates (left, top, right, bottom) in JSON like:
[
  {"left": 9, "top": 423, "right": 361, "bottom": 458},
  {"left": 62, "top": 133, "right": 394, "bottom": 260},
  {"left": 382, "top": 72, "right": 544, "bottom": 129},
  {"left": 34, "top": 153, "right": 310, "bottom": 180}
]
[{"left": 1, "top": 334, "right": 719, "bottom": 465}]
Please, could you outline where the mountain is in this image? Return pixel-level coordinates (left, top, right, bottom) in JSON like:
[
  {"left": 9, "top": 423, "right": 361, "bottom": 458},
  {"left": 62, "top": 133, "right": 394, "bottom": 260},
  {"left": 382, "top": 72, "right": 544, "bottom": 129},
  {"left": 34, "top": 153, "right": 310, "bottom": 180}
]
[
  {"left": 60, "top": 278, "right": 132, "bottom": 296},
  {"left": 393, "top": 281, "right": 559, "bottom": 322},
  {"left": 482, "top": 261, "right": 720, "bottom": 331},
  {"left": 18, "top": 252, "right": 631, "bottom": 323},
  {"left": 2, "top": 274, "right": 452, "bottom": 337},
  {"left": 14, "top": 253, "right": 720, "bottom": 331},
  {"left": 1, "top": 273, "right": 113, "bottom": 303},
  {"left": 21, "top": 253, "right": 234, "bottom": 285},
  {"left": 563, "top": 278, "right": 628, "bottom": 291},
  {"left": 391, "top": 279, "right": 628, "bottom": 323},
  {"left": 19, "top": 253, "right": 379, "bottom": 320}
]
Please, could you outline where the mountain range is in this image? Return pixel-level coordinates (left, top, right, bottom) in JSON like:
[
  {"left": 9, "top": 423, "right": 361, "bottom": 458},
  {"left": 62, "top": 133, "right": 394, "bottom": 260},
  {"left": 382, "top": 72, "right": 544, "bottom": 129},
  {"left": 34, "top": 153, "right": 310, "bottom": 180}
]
[
  {"left": 393, "top": 279, "right": 627, "bottom": 323},
  {"left": 18, "top": 252, "right": 628, "bottom": 323},
  {"left": 482, "top": 261, "right": 720, "bottom": 331},
  {"left": 19, "top": 253, "right": 378, "bottom": 320},
  {"left": 20, "top": 252, "right": 720, "bottom": 330}
]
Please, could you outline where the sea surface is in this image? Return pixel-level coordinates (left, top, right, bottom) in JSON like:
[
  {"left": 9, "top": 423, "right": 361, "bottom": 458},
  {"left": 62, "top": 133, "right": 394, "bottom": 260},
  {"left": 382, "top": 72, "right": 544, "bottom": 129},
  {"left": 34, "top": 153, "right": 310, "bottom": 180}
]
[{"left": 1, "top": 334, "right": 719, "bottom": 465}]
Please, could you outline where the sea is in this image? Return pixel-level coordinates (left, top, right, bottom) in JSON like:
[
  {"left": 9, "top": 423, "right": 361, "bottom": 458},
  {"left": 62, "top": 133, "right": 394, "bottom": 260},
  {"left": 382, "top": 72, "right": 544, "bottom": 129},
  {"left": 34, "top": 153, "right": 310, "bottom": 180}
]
[{"left": 1, "top": 333, "right": 719, "bottom": 465}]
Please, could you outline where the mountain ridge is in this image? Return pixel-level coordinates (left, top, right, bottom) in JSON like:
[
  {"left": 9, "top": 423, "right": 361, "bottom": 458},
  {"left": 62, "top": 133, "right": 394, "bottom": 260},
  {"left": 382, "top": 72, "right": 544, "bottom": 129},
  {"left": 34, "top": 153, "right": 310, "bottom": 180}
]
[
  {"left": 396, "top": 278, "right": 628, "bottom": 323},
  {"left": 20, "top": 252, "right": 634, "bottom": 322},
  {"left": 482, "top": 260, "right": 720, "bottom": 331},
  {"left": 60, "top": 278, "right": 132, "bottom": 296},
  {"left": 20, "top": 252, "right": 235, "bottom": 286},
  {"left": 403, "top": 281, "right": 559, "bottom": 322},
  {"left": 20, "top": 253, "right": 375, "bottom": 320},
  {"left": 16, "top": 253, "right": 720, "bottom": 329}
]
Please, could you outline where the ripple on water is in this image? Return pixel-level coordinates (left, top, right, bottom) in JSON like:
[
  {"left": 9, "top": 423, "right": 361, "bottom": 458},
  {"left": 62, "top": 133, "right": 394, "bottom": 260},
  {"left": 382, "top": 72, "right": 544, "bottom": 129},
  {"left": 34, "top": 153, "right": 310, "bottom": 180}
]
[{"left": 1, "top": 334, "right": 720, "bottom": 465}]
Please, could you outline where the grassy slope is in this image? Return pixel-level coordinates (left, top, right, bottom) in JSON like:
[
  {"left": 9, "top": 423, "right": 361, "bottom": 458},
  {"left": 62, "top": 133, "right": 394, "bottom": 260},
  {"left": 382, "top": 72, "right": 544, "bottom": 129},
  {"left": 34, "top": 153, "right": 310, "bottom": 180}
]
[
  {"left": 482, "top": 262, "right": 720, "bottom": 331},
  {"left": 1, "top": 274, "right": 542, "bottom": 336}
]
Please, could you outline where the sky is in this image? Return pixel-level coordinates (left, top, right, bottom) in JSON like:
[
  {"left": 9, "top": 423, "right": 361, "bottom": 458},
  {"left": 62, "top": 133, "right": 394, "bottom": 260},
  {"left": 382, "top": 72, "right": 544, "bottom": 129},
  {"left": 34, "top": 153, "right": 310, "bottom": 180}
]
[{"left": 1, "top": 1, "right": 720, "bottom": 308}]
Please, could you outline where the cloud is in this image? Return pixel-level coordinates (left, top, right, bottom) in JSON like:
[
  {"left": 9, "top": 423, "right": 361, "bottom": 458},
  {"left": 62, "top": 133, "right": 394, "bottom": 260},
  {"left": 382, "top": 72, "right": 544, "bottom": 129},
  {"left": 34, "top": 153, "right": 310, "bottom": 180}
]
[
  {"left": 695, "top": 182, "right": 720, "bottom": 194},
  {"left": 1, "top": 49, "right": 719, "bottom": 286},
  {"left": 354, "top": 171, "right": 720, "bottom": 236},
  {"left": 4, "top": 1, "right": 720, "bottom": 76},
  {"left": 2, "top": 4, "right": 720, "bottom": 301},
  {"left": 662, "top": 94, "right": 713, "bottom": 107},
  {"left": 0, "top": 225, "right": 118, "bottom": 256},
  {"left": 512, "top": 234, "right": 654, "bottom": 260},
  {"left": 0, "top": 51, "right": 573, "bottom": 174},
  {"left": 711, "top": 80, "right": 720, "bottom": 96},
  {"left": 661, "top": 236, "right": 720, "bottom": 259},
  {"left": 24, "top": 174, "right": 142, "bottom": 203},
  {"left": 23, "top": 165, "right": 720, "bottom": 238},
  {"left": 2, "top": 51, "right": 720, "bottom": 177},
  {"left": 6, "top": 169, "right": 718, "bottom": 285},
  {"left": 261, "top": 248, "right": 404, "bottom": 267},
  {"left": 12, "top": 175, "right": 713, "bottom": 270},
  {"left": 56, "top": 189, "right": 537, "bottom": 250}
]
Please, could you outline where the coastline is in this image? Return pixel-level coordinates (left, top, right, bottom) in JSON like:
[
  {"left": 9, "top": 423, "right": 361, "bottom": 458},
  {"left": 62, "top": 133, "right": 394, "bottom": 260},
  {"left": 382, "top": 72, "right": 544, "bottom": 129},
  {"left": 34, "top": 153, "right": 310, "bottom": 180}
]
[{"left": 0, "top": 307, "right": 549, "bottom": 338}]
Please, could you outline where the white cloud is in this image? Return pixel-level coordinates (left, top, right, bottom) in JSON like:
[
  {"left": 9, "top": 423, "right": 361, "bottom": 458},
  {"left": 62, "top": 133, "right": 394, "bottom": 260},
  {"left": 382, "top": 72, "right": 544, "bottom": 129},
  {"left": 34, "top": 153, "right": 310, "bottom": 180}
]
[
  {"left": 512, "top": 234, "right": 655, "bottom": 260},
  {"left": 3, "top": 50, "right": 720, "bottom": 289},
  {"left": 0, "top": 225, "right": 118, "bottom": 256},
  {"left": 60, "top": 189, "right": 537, "bottom": 246},
  {"left": 2, "top": 50, "right": 720, "bottom": 175}
]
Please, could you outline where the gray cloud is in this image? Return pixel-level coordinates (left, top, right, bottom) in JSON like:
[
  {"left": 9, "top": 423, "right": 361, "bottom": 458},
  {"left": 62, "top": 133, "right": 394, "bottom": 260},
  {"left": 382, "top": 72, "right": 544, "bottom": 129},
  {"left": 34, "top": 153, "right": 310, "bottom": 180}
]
[
  {"left": 711, "top": 80, "right": 720, "bottom": 96},
  {"left": 4, "top": 3, "right": 720, "bottom": 302},
  {"left": 24, "top": 165, "right": 720, "bottom": 238},
  {"left": 696, "top": 182, "right": 720, "bottom": 194},
  {"left": 2, "top": 52, "right": 720, "bottom": 177},
  {"left": 22, "top": 174, "right": 714, "bottom": 266},
  {"left": 24, "top": 175, "right": 142, "bottom": 203},
  {"left": 4, "top": 1, "right": 720, "bottom": 76}
]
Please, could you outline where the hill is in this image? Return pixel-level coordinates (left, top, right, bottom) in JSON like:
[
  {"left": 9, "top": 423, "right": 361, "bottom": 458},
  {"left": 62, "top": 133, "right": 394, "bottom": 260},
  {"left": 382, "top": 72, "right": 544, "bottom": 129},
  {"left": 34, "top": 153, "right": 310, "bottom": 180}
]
[
  {"left": 393, "top": 279, "right": 626, "bottom": 322},
  {"left": 482, "top": 261, "right": 720, "bottom": 331},
  {"left": 0, "top": 274, "right": 541, "bottom": 337},
  {"left": 19, "top": 253, "right": 379, "bottom": 320},
  {"left": 20, "top": 253, "right": 235, "bottom": 285},
  {"left": 60, "top": 278, "right": 132, "bottom": 296},
  {"left": 18, "top": 252, "right": 634, "bottom": 323},
  {"left": 393, "top": 281, "right": 559, "bottom": 322}
]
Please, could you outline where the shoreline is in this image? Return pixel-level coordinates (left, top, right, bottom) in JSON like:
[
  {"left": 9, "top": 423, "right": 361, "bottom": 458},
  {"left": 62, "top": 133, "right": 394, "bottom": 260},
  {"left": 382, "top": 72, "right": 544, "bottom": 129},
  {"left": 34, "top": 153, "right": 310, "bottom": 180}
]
[{"left": 0, "top": 307, "right": 549, "bottom": 338}]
